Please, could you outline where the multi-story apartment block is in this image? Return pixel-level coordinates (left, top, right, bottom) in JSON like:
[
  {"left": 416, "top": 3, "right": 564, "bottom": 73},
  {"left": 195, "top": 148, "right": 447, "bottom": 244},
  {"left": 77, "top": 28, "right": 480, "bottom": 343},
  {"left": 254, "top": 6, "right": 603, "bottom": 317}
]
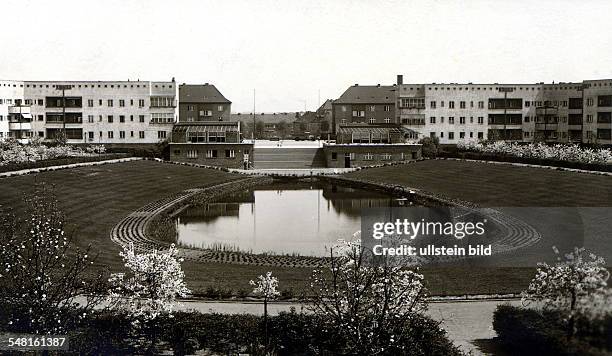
[
  {"left": 394, "top": 75, "right": 612, "bottom": 145},
  {"left": 0, "top": 79, "right": 177, "bottom": 144},
  {"left": 178, "top": 84, "right": 231, "bottom": 122},
  {"left": 332, "top": 84, "right": 397, "bottom": 133}
]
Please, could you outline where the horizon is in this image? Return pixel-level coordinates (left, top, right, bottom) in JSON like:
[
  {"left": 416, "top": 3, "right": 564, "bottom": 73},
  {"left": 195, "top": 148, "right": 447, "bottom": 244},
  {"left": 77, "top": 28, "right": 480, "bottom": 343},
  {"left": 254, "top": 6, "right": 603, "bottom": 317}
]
[{"left": 2, "top": 0, "right": 612, "bottom": 112}]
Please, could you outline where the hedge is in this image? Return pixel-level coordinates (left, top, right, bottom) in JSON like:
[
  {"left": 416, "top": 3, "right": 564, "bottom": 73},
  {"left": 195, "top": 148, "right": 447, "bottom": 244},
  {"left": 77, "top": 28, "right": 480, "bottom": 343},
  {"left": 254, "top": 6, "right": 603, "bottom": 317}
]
[
  {"left": 0, "top": 154, "right": 130, "bottom": 173},
  {"left": 493, "top": 305, "right": 612, "bottom": 356},
  {"left": 50, "top": 309, "right": 461, "bottom": 355}
]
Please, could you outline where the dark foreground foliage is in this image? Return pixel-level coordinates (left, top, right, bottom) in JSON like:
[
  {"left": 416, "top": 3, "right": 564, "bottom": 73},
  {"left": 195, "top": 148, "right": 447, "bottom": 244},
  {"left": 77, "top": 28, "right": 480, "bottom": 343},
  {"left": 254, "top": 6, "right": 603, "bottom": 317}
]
[
  {"left": 493, "top": 305, "right": 612, "bottom": 356},
  {"left": 1, "top": 309, "right": 462, "bottom": 355}
]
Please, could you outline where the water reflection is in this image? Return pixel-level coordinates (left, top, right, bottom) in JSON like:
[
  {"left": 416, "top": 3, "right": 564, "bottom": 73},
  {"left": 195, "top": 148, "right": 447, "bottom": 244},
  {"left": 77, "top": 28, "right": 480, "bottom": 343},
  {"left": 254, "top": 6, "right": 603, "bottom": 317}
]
[{"left": 175, "top": 182, "right": 398, "bottom": 257}]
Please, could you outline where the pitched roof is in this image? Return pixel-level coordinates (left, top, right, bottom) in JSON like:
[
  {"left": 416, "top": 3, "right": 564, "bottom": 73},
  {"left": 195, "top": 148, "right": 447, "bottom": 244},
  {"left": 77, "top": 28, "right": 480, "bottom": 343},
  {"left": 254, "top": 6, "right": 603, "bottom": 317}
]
[
  {"left": 333, "top": 85, "right": 396, "bottom": 104},
  {"left": 179, "top": 84, "right": 231, "bottom": 104}
]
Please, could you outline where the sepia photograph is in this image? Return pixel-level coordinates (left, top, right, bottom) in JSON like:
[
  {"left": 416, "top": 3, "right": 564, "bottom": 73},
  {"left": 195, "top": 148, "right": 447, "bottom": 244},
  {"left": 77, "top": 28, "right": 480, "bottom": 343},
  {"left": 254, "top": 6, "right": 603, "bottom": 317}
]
[{"left": 0, "top": 0, "right": 611, "bottom": 355}]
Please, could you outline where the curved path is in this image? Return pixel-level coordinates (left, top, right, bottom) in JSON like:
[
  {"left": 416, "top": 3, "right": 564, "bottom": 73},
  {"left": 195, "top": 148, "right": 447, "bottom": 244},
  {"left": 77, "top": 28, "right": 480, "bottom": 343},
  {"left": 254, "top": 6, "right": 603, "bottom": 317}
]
[{"left": 110, "top": 176, "right": 542, "bottom": 268}]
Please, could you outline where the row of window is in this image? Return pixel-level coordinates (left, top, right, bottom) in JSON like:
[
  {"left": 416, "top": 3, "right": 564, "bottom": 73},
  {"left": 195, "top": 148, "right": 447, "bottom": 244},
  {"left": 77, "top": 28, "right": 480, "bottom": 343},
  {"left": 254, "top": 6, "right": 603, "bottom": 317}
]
[
  {"left": 183, "top": 149, "right": 236, "bottom": 159},
  {"left": 0, "top": 97, "right": 174, "bottom": 108},
  {"left": 0, "top": 83, "right": 169, "bottom": 89},
  {"left": 429, "top": 117, "right": 485, "bottom": 124},
  {"left": 330, "top": 152, "right": 417, "bottom": 161},
  {"left": 186, "top": 105, "right": 226, "bottom": 112},
  {"left": 430, "top": 131, "right": 485, "bottom": 140},
  {"left": 85, "top": 130, "right": 167, "bottom": 140}
]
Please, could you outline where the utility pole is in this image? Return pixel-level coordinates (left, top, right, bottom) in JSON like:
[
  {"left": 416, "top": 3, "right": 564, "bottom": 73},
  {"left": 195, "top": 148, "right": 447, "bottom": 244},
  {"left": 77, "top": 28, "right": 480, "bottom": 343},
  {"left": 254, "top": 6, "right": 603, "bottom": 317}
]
[{"left": 252, "top": 89, "right": 256, "bottom": 141}]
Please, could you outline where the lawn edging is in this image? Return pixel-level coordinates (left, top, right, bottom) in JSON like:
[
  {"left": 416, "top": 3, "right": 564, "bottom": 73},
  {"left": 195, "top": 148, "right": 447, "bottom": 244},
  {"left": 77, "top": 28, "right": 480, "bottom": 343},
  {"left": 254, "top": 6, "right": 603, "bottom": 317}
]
[
  {"left": 0, "top": 156, "right": 142, "bottom": 179},
  {"left": 437, "top": 156, "right": 612, "bottom": 176}
]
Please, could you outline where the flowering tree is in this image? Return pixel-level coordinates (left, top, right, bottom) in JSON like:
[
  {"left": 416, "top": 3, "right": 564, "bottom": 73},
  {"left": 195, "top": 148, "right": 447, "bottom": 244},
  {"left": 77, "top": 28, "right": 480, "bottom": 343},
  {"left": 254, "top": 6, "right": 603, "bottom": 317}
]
[
  {"left": 108, "top": 243, "right": 191, "bottom": 322},
  {"left": 308, "top": 239, "right": 428, "bottom": 355},
  {"left": 457, "top": 140, "right": 612, "bottom": 164},
  {"left": 250, "top": 272, "right": 280, "bottom": 351},
  {"left": 521, "top": 247, "right": 611, "bottom": 338},
  {"left": 108, "top": 243, "right": 190, "bottom": 352},
  {"left": 0, "top": 184, "right": 104, "bottom": 334}
]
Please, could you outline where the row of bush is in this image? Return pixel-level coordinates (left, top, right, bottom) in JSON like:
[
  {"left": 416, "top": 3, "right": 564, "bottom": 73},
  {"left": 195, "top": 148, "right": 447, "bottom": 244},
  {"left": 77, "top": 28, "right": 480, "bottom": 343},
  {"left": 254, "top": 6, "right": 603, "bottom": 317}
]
[
  {"left": 62, "top": 309, "right": 461, "bottom": 356},
  {"left": 0, "top": 153, "right": 130, "bottom": 173},
  {"left": 455, "top": 140, "right": 612, "bottom": 165},
  {"left": 493, "top": 305, "right": 612, "bottom": 356}
]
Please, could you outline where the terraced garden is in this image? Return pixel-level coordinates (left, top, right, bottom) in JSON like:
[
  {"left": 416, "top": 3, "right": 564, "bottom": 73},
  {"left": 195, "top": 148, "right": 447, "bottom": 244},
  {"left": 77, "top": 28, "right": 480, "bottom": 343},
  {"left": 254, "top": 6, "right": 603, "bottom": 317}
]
[{"left": 1, "top": 159, "right": 609, "bottom": 296}]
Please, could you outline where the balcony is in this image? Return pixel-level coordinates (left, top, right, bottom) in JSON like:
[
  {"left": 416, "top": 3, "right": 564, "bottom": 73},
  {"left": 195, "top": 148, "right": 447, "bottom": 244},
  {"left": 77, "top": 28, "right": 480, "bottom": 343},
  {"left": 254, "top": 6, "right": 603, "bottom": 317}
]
[
  {"left": 8, "top": 122, "right": 32, "bottom": 131},
  {"left": 536, "top": 107, "right": 558, "bottom": 116},
  {"left": 535, "top": 123, "right": 558, "bottom": 131},
  {"left": 8, "top": 106, "right": 32, "bottom": 115}
]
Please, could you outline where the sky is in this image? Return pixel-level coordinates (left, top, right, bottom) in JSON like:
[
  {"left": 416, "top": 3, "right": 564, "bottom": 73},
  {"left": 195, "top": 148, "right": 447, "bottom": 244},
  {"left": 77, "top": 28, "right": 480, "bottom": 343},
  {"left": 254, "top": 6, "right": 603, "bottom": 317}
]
[{"left": 1, "top": 0, "right": 612, "bottom": 112}]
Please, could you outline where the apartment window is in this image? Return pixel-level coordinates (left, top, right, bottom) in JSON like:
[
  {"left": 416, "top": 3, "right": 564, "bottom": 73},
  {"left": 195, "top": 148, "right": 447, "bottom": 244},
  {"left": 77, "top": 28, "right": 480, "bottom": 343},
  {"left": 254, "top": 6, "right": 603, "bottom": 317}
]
[
  {"left": 108, "top": 131, "right": 114, "bottom": 139},
  {"left": 449, "top": 101, "right": 455, "bottom": 109},
  {"left": 38, "top": 99, "right": 44, "bottom": 106},
  {"left": 139, "top": 99, "right": 145, "bottom": 108},
  {"left": 206, "top": 149, "right": 218, "bottom": 158},
  {"left": 381, "top": 153, "right": 392, "bottom": 161},
  {"left": 130, "top": 115, "right": 134, "bottom": 122},
  {"left": 130, "top": 131, "right": 134, "bottom": 137},
  {"left": 107, "top": 99, "right": 113, "bottom": 107},
  {"left": 459, "top": 132, "right": 465, "bottom": 139},
  {"left": 331, "top": 152, "right": 338, "bottom": 160},
  {"left": 187, "top": 105, "right": 194, "bottom": 111},
  {"left": 478, "top": 101, "right": 484, "bottom": 109},
  {"left": 139, "top": 131, "right": 145, "bottom": 139},
  {"left": 524, "top": 116, "right": 530, "bottom": 123},
  {"left": 130, "top": 99, "right": 134, "bottom": 106},
  {"left": 341, "top": 106, "right": 347, "bottom": 112},
  {"left": 187, "top": 149, "right": 198, "bottom": 159},
  {"left": 430, "top": 101, "right": 436, "bottom": 109},
  {"left": 352, "top": 110, "right": 365, "bottom": 117},
  {"left": 218, "top": 105, "right": 224, "bottom": 111},
  {"left": 440, "top": 132, "right": 444, "bottom": 138},
  {"left": 449, "top": 117, "right": 455, "bottom": 124},
  {"left": 384, "top": 105, "right": 391, "bottom": 112},
  {"left": 459, "top": 117, "right": 465, "bottom": 124},
  {"left": 225, "top": 149, "right": 235, "bottom": 158},
  {"left": 98, "top": 99, "right": 102, "bottom": 106},
  {"left": 139, "top": 115, "right": 145, "bottom": 123},
  {"left": 370, "top": 106, "right": 376, "bottom": 112},
  {"left": 119, "top": 131, "right": 125, "bottom": 139},
  {"left": 88, "top": 132, "right": 94, "bottom": 140},
  {"left": 364, "top": 153, "right": 374, "bottom": 160},
  {"left": 440, "top": 117, "right": 444, "bottom": 123},
  {"left": 158, "top": 131, "right": 167, "bottom": 139},
  {"left": 369, "top": 118, "right": 376, "bottom": 124},
  {"left": 440, "top": 101, "right": 445, "bottom": 107},
  {"left": 88, "top": 115, "right": 94, "bottom": 123},
  {"left": 448, "top": 132, "right": 455, "bottom": 140},
  {"left": 478, "top": 132, "right": 484, "bottom": 139},
  {"left": 586, "top": 115, "right": 593, "bottom": 123},
  {"left": 429, "top": 117, "right": 436, "bottom": 124},
  {"left": 430, "top": 132, "right": 436, "bottom": 138},
  {"left": 460, "top": 101, "right": 466, "bottom": 109},
  {"left": 525, "top": 101, "right": 530, "bottom": 108},
  {"left": 478, "top": 117, "right": 484, "bottom": 124},
  {"left": 384, "top": 118, "right": 391, "bottom": 123},
  {"left": 107, "top": 115, "right": 113, "bottom": 123},
  {"left": 119, "top": 99, "right": 125, "bottom": 107},
  {"left": 469, "top": 131, "right": 474, "bottom": 138},
  {"left": 38, "top": 115, "right": 44, "bottom": 121},
  {"left": 119, "top": 115, "right": 125, "bottom": 123},
  {"left": 470, "top": 101, "right": 474, "bottom": 108},
  {"left": 87, "top": 99, "right": 94, "bottom": 107},
  {"left": 470, "top": 117, "right": 474, "bottom": 124}
]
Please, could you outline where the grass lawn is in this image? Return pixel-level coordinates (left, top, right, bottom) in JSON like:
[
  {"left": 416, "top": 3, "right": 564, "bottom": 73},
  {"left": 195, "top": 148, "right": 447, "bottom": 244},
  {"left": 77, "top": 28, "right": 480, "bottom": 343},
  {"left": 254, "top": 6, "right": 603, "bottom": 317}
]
[
  {"left": 1, "top": 159, "right": 607, "bottom": 297},
  {"left": 343, "top": 159, "right": 612, "bottom": 295}
]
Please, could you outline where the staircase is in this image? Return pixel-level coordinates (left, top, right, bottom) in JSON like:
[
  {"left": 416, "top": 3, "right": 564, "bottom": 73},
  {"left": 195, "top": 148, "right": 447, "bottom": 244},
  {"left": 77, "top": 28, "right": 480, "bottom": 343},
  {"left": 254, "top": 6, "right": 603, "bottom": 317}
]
[{"left": 253, "top": 147, "right": 327, "bottom": 169}]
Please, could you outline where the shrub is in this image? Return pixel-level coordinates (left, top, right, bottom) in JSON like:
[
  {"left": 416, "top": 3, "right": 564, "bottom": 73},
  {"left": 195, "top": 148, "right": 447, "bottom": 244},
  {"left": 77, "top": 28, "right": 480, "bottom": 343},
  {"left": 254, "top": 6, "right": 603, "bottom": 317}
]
[
  {"left": 418, "top": 136, "right": 439, "bottom": 158},
  {"left": 493, "top": 305, "right": 611, "bottom": 356}
]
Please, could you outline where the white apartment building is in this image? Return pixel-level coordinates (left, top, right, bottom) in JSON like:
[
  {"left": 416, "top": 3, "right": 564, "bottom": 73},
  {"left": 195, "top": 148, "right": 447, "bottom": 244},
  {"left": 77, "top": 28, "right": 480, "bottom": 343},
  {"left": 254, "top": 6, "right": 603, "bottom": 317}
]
[
  {"left": 0, "top": 79, "right": 177, "bottom": 144},
  {"left": 395, "top": 75, "right": 612, "bottom": 145}
]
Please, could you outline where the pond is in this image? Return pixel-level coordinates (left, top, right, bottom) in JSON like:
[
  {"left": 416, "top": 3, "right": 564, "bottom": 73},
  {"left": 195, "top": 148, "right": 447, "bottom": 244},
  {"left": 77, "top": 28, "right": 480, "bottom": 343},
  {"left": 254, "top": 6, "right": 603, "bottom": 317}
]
[{"left": 175, "top": 181, "right": 403, "bottom": 257}]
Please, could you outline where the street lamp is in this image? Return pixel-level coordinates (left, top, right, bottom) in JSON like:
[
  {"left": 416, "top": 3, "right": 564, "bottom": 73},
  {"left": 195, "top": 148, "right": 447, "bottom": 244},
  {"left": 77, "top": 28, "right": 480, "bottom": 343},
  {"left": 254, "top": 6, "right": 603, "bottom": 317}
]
[{"left": 56, "top": 84, "right": 72, "bottom": 142}]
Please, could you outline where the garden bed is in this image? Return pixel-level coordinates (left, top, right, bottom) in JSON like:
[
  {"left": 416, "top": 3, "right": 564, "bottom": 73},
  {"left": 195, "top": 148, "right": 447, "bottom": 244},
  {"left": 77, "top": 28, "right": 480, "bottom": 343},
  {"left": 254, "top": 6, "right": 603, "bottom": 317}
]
[{"left": 0, "top": 153, "right": 130, "bottom": 173}]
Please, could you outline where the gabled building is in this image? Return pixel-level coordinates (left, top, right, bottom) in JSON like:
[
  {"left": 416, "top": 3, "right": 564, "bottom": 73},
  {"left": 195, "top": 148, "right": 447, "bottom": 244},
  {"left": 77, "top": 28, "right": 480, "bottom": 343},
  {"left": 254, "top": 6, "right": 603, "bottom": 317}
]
[
  {"left": 178, "top": 84, "right": 231, "bottom": 122},
  {"left": 332, "top": 84, "right": 397, "bottom": 134}
]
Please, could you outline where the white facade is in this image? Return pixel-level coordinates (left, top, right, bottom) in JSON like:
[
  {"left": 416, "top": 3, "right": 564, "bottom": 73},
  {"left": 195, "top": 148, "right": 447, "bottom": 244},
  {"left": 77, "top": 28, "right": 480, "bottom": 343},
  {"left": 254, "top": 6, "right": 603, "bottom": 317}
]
[
  {"left": 0, "top": 79, "right": 177, "bottom": 144},
  {"left": 397, "top": 79, "right": 612, "bottom": 145}
]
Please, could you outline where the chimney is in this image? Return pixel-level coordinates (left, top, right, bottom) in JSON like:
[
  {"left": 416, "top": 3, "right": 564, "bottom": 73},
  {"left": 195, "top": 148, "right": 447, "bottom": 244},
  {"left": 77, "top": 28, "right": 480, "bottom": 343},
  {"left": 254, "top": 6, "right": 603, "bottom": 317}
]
[{"left": 397, "top": 74, "right": 403, "bottom": 85}]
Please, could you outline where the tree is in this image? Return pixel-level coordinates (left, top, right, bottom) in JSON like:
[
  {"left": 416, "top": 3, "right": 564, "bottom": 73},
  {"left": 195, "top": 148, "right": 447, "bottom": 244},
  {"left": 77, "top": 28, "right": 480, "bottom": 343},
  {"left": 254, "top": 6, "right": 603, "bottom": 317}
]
[
  {"left": 418, "top": 136, "right": 439, "bottom": 158},
  {"left": 255, "top": 121, "right": 265, "bottom": 138},
  {"left": 250, "top": 271, "right": 280, "bottom": 352},
  {"left": 0, "top": 184, "right": 104, "bottom": 334},
  {"left": 108, "top": 243, "right": 191, "bottom": 352},
  {"left": 308, "top": 240, "right": 428, "bottom": 355},
  {"left": 521, "top": 247, "right": 611, "bottom": 339},
  {"left": 320, "top": 120, "right": 330, "bottom": 133},
  {"left": 277, "top": 120, "right": 288, "bottom": 138}
]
